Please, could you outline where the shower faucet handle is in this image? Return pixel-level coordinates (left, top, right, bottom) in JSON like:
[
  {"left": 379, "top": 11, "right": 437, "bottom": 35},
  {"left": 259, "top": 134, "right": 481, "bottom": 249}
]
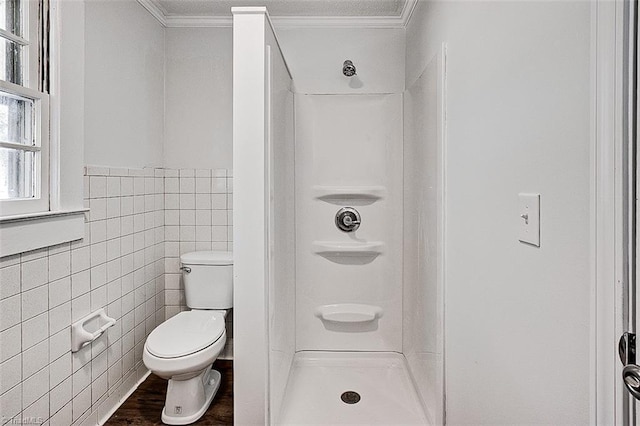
[
  {"left": 336, "top": 207, "right": 361, "bottom": 232},
  {"left": 342, "top": 215, "right": 360, "bottom": 226}
]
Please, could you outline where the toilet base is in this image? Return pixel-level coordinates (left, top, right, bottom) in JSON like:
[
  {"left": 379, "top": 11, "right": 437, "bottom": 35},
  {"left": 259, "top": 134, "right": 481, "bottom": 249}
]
[{"left": 161, "top": 365, "right": 221, "bottom": 425}]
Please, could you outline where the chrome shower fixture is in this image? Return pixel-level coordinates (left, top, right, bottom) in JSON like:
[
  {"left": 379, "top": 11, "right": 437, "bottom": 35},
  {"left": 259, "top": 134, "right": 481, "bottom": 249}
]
[
  {"left": 336, "top": 207, "right": 361, "bottom": 232},
  {"left": 342, "top": 60, "right": 356, "bottom": 77}
]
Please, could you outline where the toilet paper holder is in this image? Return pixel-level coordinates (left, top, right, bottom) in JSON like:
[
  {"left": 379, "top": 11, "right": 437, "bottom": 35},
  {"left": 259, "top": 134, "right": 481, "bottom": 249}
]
[{"left": 71, "top": 308, "right": 116, "bottom": 352}]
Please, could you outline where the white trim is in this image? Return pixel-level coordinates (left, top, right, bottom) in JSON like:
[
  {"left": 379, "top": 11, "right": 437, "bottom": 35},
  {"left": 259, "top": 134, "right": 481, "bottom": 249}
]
[
  {"left": 0, "top": 28, "right": 28, "bottom": 45},
  {"left": 593, "top": 0, "right": 627, "bottom": 424},
  {"left": 138, "top": 0, "right": 419, "bottom": 29},
  {"left": 0, "top": 207, "right": 87, "bottom": 223},
  {"left": 400, "top": 0, "right": 419, "bottom": 28},
  {"left": 0, "top": 209, "right": 84, "bottom": 257},
  {"left": 232, "top": 8, "right": 269, "bottom": 424},
  {"left": 165, "top": 15, "right": 231, "bottom": 28},
  {"left": 0, "top": 77, "right": 51, "bottom": 217},
  {"left": 136, "top": 0, "right": 167, "bottom": 26},
  {"left": 97, "top": 370, "right": 151, "bottom": 426}
]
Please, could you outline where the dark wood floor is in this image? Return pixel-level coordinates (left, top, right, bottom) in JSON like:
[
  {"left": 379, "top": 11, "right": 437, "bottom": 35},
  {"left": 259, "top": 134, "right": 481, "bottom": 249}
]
[{"left": 106, "top": 360, "right": 233, "bottom": 426}]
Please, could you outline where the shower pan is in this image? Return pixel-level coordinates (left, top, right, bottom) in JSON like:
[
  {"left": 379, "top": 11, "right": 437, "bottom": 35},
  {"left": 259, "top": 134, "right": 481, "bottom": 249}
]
[{"left": 233, "top": 7, "right": 444, "bottom": 425}]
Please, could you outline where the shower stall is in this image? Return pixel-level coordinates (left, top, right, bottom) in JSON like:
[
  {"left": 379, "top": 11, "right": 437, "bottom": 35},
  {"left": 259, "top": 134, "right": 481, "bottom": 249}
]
[{"left": 233, "top": 7, "right": 444, "bottom": 424}]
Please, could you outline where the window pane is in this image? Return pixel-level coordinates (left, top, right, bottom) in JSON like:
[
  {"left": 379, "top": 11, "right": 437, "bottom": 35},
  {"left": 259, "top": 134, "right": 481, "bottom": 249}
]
[
  {"left": 0, "top": 91, "right": 33, "bottom": 145},
  {"left": 0, "top": 0, "right": 21, "bottom": 37},
  {"left": 0, "top": 147, "right": 35, "bottom": 199},
  {"left": 0, "top": 37, "right": 22, "bottom": 85}
]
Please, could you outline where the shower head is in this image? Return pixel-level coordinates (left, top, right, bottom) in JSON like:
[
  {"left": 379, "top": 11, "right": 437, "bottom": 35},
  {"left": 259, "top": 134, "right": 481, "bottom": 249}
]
[{"left": 342, "top": 60, "right": 356, "bottom": 77}]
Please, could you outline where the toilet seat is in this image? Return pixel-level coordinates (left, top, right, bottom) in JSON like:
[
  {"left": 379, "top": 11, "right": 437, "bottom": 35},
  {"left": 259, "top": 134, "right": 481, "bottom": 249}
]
[{"left": 146, "top": 310, "right": 225, "bottom": 359}]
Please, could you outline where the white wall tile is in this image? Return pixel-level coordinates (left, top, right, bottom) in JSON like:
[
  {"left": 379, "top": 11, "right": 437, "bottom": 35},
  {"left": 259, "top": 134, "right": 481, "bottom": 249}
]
[
  {"left": 50, "top": 353, "right": 72, "bottom": 389},
  {"left": 1, "top": 325, "right": 21, "bottom": 362},
  {"left": 71, "top": 247, "right": 91, "bottom": 274},
  {"left": 1, "top": 294, "right": 21, "bottom": 331},
  {"left": 49, "top": 277, "right": 71, "bottom": 309},
  {"left": 23, "top": 339, "right": 49, "bottom": 379},
  {"left": 0, "top": 382, "right": 22, "bottom": 421},
  {"left": 21, "top": 257, "right": 49, "bottom": 291},
  {"left": 0, "top": 354, "right": 21, "bottom": 394},
  {"left": 50, "top": 377, "right": 72, "bottom": 415},
  {"left": 89, "top": 176, "right": 107, "bottom": 199},
  {"left": 71, "top": 293, "right": 91, "bottom": 323},
  {"left": 90, "top": 263, "right": 107, "bottom": 290},
  {"left": 49, "top": 302, "right": 71, "bottom": 336},
  {"left": 49, "top": 328, "right": 70, "bottom": 362},
  {"left": 72, "top": 363, "right": 91, "bottom": 398},
  {"left": 0, "top": 264, "right": 21, "bottom": 300},
  {"left": 179, "top": 194, "right": 195, "bottom": 210},
  {"left": 22, "top": 366, "right": 48, "bottom": 407},
  {"left": 72, "top": 383, "right": 91, "bottom": 422},
  {"left": 49, "top": 251, "right": 71, "bottom": 282},
  {"left": 50, "top": 401, "right": 72, "bottom": 425},
  {"left": 211, "top": 194, "right": 226, "bottom": 210},
  {"left": 211, "top": 177, "right": 226, "bottom": 193},
  {"left": 89, "top": 198, "right": 107, "bottom": 222},
  {"left": 90, "top": 243, "right": 107, "bottom": 268},
  {"left": 71, "top": 270, "right": 91, "bottom": 299},
  {"left": 22, "top": 312, "right": 48, "bottom": 349},
  {"left": 21, "top": 285, "right": 48, "bottom": 321},
  {"left": 106, "top": 177, "right": 121, "bottom": 198},
  {"left": 0, "top": 166, "right": 231, "bottom": 424}
]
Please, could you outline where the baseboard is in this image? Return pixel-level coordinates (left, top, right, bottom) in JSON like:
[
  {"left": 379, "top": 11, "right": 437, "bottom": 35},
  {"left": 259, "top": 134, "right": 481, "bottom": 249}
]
[
  {"left": 218, "top": 337, "right": 234, "bottom": 360},
  {"left": 97, "top": 370, "right": 151, "bottom": 425}
]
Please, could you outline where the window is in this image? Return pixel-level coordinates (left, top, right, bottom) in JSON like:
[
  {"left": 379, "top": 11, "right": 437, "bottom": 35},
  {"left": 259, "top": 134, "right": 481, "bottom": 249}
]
[{"left": 0, "top": 0, "right": 49, "bottom": 217}]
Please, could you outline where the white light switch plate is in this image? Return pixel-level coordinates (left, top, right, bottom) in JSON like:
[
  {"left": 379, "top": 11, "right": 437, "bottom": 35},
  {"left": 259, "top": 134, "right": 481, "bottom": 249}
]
[{"left": 518, "top": 193, "right": 540, "bottom": 247}]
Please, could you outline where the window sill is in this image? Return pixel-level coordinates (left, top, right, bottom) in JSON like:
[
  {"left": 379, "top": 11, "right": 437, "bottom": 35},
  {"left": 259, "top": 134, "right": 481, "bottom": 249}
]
[{"left": 0, "top": 209, "right": 87, "bottom": 257}]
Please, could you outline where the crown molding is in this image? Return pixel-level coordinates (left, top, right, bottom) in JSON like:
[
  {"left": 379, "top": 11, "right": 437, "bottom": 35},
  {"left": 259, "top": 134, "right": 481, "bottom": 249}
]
[
  {"left": 400, "top": 0, "right": 419, "bottom": 27},
  {"left": 137, "top": 0, "right": 167, "bottom": 26},
  {"left": 138, "top": 0, "right": 419, "bottom": 29},
  {"left": 165, "top": 15, "right": 232, "bottom": 27}
]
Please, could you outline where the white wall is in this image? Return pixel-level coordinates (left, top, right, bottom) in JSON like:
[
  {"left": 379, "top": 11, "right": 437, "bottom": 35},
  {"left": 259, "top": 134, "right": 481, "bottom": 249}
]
[
  {"left": 164, "top": 28, "right": 233, "bottom": 170},
  {"left": 266, "top": 37, "right": 296, "bottom": 423},
  {"left": 84, "top": 0, "right": 165, "bottom": 169},
  {"left": 277, "top": 27, "right": 405, "bottom": 94},
  {"left": 403, "top": 48, "right": 444, "bottom": 424},
  {"left": 406, "top": 1, "right": 592, "bottom": 423}
]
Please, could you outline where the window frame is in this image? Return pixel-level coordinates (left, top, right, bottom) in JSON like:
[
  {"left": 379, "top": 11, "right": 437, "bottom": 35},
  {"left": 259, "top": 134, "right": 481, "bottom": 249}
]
[
  {"left": 0, "top": 79, "right": 49, "bottom": 216},
  {"left": 0, "top": 0, "right": 51, "bottom": 218}
]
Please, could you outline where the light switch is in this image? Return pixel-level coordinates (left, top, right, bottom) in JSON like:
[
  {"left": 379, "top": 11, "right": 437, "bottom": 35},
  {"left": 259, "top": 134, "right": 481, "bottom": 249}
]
[{"left": 518, "top": 193, "right": 540, "bottom": 247}]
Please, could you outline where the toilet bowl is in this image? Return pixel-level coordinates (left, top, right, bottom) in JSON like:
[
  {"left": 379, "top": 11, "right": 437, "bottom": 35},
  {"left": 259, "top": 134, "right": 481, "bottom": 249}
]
[
  {"left": 143, "top": 310, "right": 227, "bottom": 424},
  {"left": 143, "top": 251, "right": 233, "bottom": 425}
]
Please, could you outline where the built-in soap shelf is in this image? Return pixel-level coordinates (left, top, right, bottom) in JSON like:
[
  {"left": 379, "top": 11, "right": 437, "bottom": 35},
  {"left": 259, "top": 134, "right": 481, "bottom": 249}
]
[
  {"left": 312, "top": 185, "right": 386, "bottom": 204},
  {"left": 313, "top": 241, "right": 384, "bottom": 260},
  {"left": 71, "top": 308, "right": 116, "bottom": 352},
  {"left": 315, "top": 304, "right": 383, "bottom": 324}
]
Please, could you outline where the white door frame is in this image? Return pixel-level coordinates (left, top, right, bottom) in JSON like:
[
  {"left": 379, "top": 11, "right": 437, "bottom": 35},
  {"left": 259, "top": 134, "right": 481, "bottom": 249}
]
[{"left": 593, "top": 0, "right": 635, "bottom": 424}]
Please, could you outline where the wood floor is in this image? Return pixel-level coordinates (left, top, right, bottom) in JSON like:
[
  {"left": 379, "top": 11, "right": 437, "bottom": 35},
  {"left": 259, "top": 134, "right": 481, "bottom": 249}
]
[{"left": 105, "top": 360, "right": 233, "bottom": 426}]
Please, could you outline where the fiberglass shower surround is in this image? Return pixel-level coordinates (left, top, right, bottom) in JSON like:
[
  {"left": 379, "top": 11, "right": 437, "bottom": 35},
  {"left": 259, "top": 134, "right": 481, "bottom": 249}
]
[{"left": 232, "top": 7, "right": 443, "bottom": 425}]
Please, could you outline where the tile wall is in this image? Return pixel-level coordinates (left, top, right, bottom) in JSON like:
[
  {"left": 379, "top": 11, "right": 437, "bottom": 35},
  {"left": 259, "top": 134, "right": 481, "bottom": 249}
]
[
  {"left": 0, "top": 166, "right": 234, "bottom": 426},
  {"left": 163, "top": 168, "right": 234, "bottom": 359}
]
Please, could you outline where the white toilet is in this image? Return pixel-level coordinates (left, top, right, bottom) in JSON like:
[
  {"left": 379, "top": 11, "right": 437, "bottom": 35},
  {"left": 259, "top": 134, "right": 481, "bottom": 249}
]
[{"left": 143, "top": 251, "right": 233, "bottom": 425}]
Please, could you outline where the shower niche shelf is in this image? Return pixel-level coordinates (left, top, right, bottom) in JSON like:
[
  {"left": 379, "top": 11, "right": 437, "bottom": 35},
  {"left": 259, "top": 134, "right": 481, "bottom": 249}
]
[
  {"left": 315, "top": 304, "right": 383, "bottom": 324},
  {"left": 312, "top": 186, "right": 386, "bottom": 204},
  {"left": 313, "top": 241, "right": 384, "bottom": 263}
]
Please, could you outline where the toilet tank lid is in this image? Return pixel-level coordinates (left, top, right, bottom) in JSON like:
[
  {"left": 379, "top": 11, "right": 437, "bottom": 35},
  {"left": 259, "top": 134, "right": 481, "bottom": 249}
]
[{"left": 181, "top": 251, "right": 233, "bottom": 266}]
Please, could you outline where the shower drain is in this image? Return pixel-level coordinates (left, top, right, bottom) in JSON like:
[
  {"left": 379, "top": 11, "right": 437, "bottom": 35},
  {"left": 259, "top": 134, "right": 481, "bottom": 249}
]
[{"left": 340, "top": 391, "right": 361, "bottom": 404}]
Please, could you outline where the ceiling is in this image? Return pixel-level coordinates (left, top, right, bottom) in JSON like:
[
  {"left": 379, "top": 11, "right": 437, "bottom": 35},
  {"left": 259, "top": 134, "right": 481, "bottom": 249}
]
[{"left": 154, "top": 0, "right": 408, "bottom": 17}]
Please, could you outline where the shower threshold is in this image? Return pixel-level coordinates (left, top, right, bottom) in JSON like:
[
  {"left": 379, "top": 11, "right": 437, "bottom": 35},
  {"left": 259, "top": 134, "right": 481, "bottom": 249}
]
[{"left": 277, "top": 351, "right": 429, "bottom": 425}]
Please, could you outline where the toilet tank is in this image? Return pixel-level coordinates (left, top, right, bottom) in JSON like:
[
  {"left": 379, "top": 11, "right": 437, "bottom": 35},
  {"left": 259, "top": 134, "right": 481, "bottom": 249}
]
[{"left": 180, "top": 251, "right": 233, "bottom": 309}]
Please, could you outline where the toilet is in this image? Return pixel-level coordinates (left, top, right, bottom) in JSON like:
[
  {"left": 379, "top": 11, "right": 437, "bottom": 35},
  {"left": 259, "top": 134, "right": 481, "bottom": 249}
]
[{"left": 143, "top": 251, "right": 233, "bottom": 425}]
